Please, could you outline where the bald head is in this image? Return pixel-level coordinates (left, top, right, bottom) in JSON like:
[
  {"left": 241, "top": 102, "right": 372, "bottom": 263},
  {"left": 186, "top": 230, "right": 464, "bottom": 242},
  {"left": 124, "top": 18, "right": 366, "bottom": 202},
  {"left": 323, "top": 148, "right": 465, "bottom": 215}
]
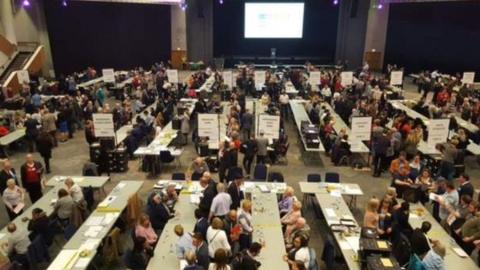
[{"left": 26, "top": 154, "right": 33, "bottom": 163}]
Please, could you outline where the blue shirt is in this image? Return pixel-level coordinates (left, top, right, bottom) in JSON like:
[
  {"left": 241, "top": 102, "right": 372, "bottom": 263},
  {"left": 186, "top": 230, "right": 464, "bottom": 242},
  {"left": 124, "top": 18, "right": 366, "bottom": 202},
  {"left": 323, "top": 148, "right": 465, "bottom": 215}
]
[
  {"left": 32, "top": 94, "right": 41, "bottom": 107},
  {"left": 422, "top": 249, "right": 445, "bottom": 270},
  {"left": 176, "top": 233, "right": 194, "bottom": 259}
]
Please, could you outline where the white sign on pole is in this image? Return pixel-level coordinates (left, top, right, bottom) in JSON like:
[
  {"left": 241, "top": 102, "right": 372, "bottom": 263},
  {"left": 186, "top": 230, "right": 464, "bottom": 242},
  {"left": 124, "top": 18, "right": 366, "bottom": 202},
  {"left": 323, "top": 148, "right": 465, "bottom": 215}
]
[
  {"left": 198, "top": 114, "right": 219, "bottom": 143},
  {"left": 340, "top": 71, "right": 353, "bottom": 87},
  {"left": 257, "top": 114, "right": 280, "bottom": 140},
  {"left": 309, "top": 71, "right": 321, "bottom": 86},
  {"left": 351, "top": 117, "right": 372, "bottom": 141},
  {"left": 462, "top": 72, "right": 475, "bottom": 84},
  {"left": 428, "top": 119, "right": 450, "bottom": 147},
  {"left": 222, "top": 71, "right": 233, "bottom": 89},
  {"left": 17, "top": 70, "right": 30, "bottom": 84},
  {"left": 102, "top": 68, "right": 115, "bottom": 83},
  {"left": 166, "top": 69, "right": 179, "bottom": 83},
  {"left": 254, "top": 71, "right": 266, "bottom": 88},
  {"left": 92, "top": 113, "right": 115, "bottom": 137},
  {"left": 390, "top": 71, "right": 404, "bottom": 85}
]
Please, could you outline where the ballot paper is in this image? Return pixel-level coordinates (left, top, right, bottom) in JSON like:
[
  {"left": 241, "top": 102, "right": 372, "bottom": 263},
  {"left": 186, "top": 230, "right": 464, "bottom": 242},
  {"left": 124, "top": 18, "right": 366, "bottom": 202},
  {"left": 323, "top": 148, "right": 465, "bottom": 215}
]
[
  {"left": 344, "top": 186, "right": 362, "bottom": 195},
  {"left": 13, "top": 203, "right": 24, "bottom": 214},
  {"left": 84, "top": 226, "right": 103, "bottom": 238},
  {"left": 325, "top": 208, "right": 337, "bottom": 218},
  {"left": 453, "top": 247, "right": 469, "bottom": 258},
  {"left": 80, "top": 238, "right": 101, "bottom": 251},
  {"left": 244, "top": 182, "right": 255, "bottom": 189},
  {"left": 257, "top": 184, "right": 270, "bottom": 193},
  {"left": 71, "top": 177, "right": 84, "bottom": 183},
  {"left": 180, "top": 260, "right": 188, "bottom": 269},
  {"left": 85, "top": 216, "right": 104, "bottom": 226},
  {"left": 116, "top": 183, "right": 126, "bottom": 190},
  {"left": 190, "top": 194, "right": 200, "bottom": 204},
  {"left": 345, "top": 236, "right": 360, "bottom": 252},
  {"left": 47, "top": 249, "right": 78, "bottom": 270},
  {"left": 103, "top": 212, "right": 120, "bottom": 225},
  {"left": 429, "top": 193, "right": 441, "bottom": 202},
  {"left": 74, "top": 258, "right": 90, "bottom": 268},
  {"left": 330, "top": 190, "right": 342, "bottom": 197},
  {"left": 338, "top": 240, "right": 352, "bottom": 250}
]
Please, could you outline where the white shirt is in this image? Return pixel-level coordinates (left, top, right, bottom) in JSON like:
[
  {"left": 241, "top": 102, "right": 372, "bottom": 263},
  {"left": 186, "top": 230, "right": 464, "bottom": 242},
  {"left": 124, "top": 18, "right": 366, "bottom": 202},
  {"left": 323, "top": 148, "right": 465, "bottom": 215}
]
[
  {"left": 67, "top": 184, "right": 84, "bottom": 203},
  {"left": 210, "top": 192, "right": 232, "bottom": 217},
  {"left": 321, "top": 87, "right": 332, "bottom": 97},
  {"left": 206, "top": 227, "right": 231, "bottom": 258},
  {"left": 295, "top": 247, "right": 310, "bottom": 269}
]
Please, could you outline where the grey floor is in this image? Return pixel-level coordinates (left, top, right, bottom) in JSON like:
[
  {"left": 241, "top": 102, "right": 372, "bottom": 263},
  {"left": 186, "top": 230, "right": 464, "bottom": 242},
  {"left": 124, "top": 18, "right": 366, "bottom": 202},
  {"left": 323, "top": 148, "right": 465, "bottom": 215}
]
[{"left": 2, "top": 77, "right": 479, "bottom": 269}]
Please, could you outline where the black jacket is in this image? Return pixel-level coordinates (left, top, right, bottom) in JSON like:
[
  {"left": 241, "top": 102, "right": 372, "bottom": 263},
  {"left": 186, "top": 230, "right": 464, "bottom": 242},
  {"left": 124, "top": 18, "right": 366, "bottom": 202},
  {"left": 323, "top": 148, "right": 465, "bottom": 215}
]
[
  {"left": 195, "top": 242, "right": 210, "bottom": 270},
  {"left": 193, "top": 217, "right": 209, "bottom": 240},
  {"left": 146, "top": 194, "right": 173, "bottom": 231},
  {"left": 228, "top": 182, "right": 244, "bottom": 210},
  {"left": 0, "top": 168, "right": 18, "bottom": 192},
  {"left": 458, "top": 182, "right": 474, "bottom": 199},
  {"left": 199, "top": 181, "right": 217, "bottom": 212},
  {"left": 410, "top": 228, "right": 431, "bottom": 256},
  {"left": 36, "top": 133, "right": 54, "bottom": 158}
]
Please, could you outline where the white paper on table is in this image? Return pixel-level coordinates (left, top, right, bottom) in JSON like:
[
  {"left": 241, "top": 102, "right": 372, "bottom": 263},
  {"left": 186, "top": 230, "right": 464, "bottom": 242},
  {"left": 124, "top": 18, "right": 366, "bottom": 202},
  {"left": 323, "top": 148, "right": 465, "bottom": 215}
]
[
  {"left": 72, "top": 177, "right": 84, "bottom": 183},
  {"left": 50, "top": 199, "right": 58, "bottom": 205},
  {"left": 47, "top": 249, "right": 78, "bottom": 270},
  {"left": 0, "top": 233, "right": 5, "bottom": 241},
  {"left": 85, "top": 216, "right": 104, "bottom": 226},
  {"left": 330, "top": 190, "right": 342, "bottom": 197},
  {"left": 179, "top": 259, "right": 187, "bottom": 269},
  {"left": 157, "top": 180, "right": 169, "bottom": 186},
  {"left": 429, "top": 193, "right": 440, "bottom": 202},
  {"left": 345, "top": 186, "right": 362, "bottom": 195},
  {"left": 338, "top": 240, "right": 352, "bottom": 250},
  {"left": 98, "top": 196, "right": 117, "bottom": 207},
  {"left": 453, "top": 247, "right": 469, "bottom": 258},
  {"left": 345, "top": 236, "right": 360, "bottom": 252},
  {"left": 116, "top": 183, "right": 126, "bottom": 190},
  {"left": 410, "top": 213, "right": 420, "bottom": 219},
  {"left": 325, "top": 208, "right": 337, "bottom": 218},
  {"left": 75, "top": 258, "right": 90, "bottom": 268},
  {"left": 190, "top": 194, "right": 200, "bottom": 204},
  {"left": 84, "top": 226, "right": 103, "bottom": 238},
  {"left": 244, "top": 182, "right": 255, "bottom": 189},
  {"left": 13, "top": 203, "right": 25, "bottom": 214},
  {"left": 80, "top": 238, "right": 101, "bottom": 251},
  {"left": 103, "top": 212, "right": 120, "bottom": 225},
  {"left": 257, "top": 184, "right": 269, "bottom": 193}
]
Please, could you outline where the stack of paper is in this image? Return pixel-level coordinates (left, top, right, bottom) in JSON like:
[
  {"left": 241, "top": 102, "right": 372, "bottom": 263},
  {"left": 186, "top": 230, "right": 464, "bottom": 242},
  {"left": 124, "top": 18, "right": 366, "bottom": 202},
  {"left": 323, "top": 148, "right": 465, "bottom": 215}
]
[
  {"left": 84, "top": 226, "right": 103, "bottom": 238},
  {"left": 325, "top": 208, "right": 337, "bottom": 218},
  {"left": 79, "top": 238, "right": 101, "bottom": 251},
  {"left": 257, "top": 184, "right": 269, "bottom": 193},
  {"left": 85, "top": 216, "right": 104, "bottom": 226},
  {"left": 103, "top": 212, "right": 120, "bottom": 225},
  {"left": 190, "top": 194, "right": 200, "bottom": 204},
  {"left": 98, "top": 196, "right": 117, "bottom": 208}
]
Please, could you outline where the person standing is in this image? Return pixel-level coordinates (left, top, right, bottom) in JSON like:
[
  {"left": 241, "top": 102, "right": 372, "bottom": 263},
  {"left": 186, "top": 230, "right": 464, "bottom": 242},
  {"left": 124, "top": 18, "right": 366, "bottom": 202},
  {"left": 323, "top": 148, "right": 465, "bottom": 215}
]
[
  {"left": 36, "top": 131, "right": 54, "bottom": 174},
  {"left": 96, "top": 86, "right": 106, "bottom": 107},
  {"left": 241, "top": 109, "right": 253, "bottom": 141},
  {"left": 20, "top": 154, "right": 44, "bottom": 203},
  {"left": 0, "top": 159, "right": 18, "bottom": 193},
  {"left": 241, "top": 136, "right": 257, "bottom": 176},
  {"left": 41, "top": 108, "right": 57, "bottom": 147},
  {"left": 279, "top": 91, "right": 290, "bottom": 120},
  {"left": 24, "top": 114, "right": 39, "bottom": 152},
  {"left": 372, "top": 130, "right": 391, "bottom": 177},
  {"left": 179, "top": 111, "right": 190, "bottom": 145},
  {"left": 255, "top": 132, "right": 268, "bottom": 165}
]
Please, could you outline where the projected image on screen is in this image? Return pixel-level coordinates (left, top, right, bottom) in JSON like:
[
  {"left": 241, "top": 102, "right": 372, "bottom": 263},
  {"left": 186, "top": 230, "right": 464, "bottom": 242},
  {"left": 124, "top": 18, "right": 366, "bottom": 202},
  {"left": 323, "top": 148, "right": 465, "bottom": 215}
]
[{"left": 244, "top": 3, "right": 304, "bottom": 38}]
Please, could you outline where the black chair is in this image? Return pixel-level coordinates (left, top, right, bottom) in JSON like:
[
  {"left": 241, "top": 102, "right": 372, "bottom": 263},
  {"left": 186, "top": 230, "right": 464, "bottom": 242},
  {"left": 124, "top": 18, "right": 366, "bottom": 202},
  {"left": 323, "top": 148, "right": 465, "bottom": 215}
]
[
  {"left": 325, "top": 172, "right": 340, "bottom": 183},
  {"left": 307, "top": 174, "right": 322, "bottom": 182},
  {"left": 159, "top": 151, "right": 175, "bottom": 164},
  {"left": 191, "top": 172, "right": 202, "bottom": 181},
  {"left": 252, "top": 164, "right": 267, "bottom": 181},
  {"left": 268, "top": 172, "right": 284, "bottom": 182},
  {"left": 82, "top": 186, "right": 94, "bottom": 211},
  {"left": 172, "top": 173, "right": 186, "bottom": 180}
]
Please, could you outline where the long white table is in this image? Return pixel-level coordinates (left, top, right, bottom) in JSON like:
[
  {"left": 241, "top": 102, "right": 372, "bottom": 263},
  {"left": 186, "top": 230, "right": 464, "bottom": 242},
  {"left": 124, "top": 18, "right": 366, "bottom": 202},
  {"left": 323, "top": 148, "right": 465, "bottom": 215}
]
[
  {"left": 315, "top": 193, "right": 361, "bottom": 270},
  {"left": 48, "top": 181, "right": 144, "bottom": 270},
  {"left": 250, "top": 192, "right": 289, "bottom": 270},
  {"left": 45, "top": 175, "right": 110, "bottom": 189},
  {"left": 289, "top": 100, "right": 325, "bottom": 152},
  {"left": 322, "top": 102, "right": 370, "bottom": 153},
  {"left": 408, "top": 203, "right": 479, "bottom": 270},
  {"left": 0, "top": 128, "right": 25, "bottom": 146},
  {"left": 299, "top": 182, "right": 363, "bottom": 196},
  {"left": 115, "top": 124, "right": 132, "bottom": 146}
]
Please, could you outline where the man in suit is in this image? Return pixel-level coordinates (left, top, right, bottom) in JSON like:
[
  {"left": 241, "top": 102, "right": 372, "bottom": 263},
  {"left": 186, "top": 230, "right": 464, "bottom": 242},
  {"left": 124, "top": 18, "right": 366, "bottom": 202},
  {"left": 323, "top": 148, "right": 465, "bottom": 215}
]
[
  {"left": 192, "top": 233, "right": 210, "bottom": 270},
  {"left": 255, "top": 132, "right": 269, "bottom": 164},
  {"left": 458, "top": 173, "right": 474, "bottom": 199},
  {"left": 193, "top": 208, "right": 209, "bottom": 240},
  {"left": 228, "top": 172, "right": 245, "bottom": 210},
  {"left": 241, "top": 109, "right": 253, "bottom": 140},
  {"left": 410, "top": 221, "right": 432, "bottom": 257},
  {"left": 0, "top": 159, "right": 18, "bottom": 193},
  {"left": 146, "top": 193, "right": 174, "bottom": 232},
  {"left": 198, "top": 172, "right": 217, "bottom": 213},
  {"left": 241, "top": 136, "right": 257, "bottom": 176}
]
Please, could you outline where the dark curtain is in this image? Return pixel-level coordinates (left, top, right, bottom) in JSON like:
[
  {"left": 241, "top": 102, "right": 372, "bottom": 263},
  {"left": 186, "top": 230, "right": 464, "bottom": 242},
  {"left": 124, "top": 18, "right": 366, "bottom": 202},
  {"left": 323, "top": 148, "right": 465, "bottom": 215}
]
[
  {"left": 385, "top": 1, "right": 480, "bottom": 76},
  {"left": 43, "top": 0, "right": 171, "bottom": 75}
]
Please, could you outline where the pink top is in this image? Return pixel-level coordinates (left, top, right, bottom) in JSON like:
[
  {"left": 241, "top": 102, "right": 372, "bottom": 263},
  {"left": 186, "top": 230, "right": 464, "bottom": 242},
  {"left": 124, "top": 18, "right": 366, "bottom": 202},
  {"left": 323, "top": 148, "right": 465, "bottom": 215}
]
[
  {"left": 281, "top": 209, "right": 302, "bottom": 238},
  {"left": 135, "top": 224, "right": 158, "bottom": 245}
]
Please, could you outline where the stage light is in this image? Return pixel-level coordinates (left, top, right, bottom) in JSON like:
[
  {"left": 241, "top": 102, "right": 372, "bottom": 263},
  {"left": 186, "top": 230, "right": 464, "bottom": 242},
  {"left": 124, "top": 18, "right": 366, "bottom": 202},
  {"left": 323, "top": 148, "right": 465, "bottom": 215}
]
[
  {"left": 219, "top": 0, "right": 224, "bottom": 4},
  {"left": 333, "top": 0, "right": 339, "bottom": 5},
  {"left": 179, "top": 1, "right": 187, "bottom": 11},
  {"left": 378, "top": 3, "right": 383, "bottom": 9},
  {"left": 62, "top": 0, "right": 68, "bottom": 6},
  {"left": 22, "top": 0, "right": 31, "bottom": 7}
]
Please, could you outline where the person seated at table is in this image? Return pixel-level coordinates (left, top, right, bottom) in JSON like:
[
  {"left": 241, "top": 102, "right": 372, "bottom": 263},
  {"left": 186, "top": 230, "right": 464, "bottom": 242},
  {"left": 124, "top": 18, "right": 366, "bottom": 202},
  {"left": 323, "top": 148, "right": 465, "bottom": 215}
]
[
  {"left": 53, "top": 188, "right": 74, "bottom": 226},
  {"left": 64, "top": 178, "right": 84, "bottom": 204},
  {"left": 285, "top": 218, "right": 310, "bottom": 251},
  {"left": 408, "top": 154, "right": 423, "bottom": 180},
  {"left": 174, "top": 224, "right": 194, "bottom": 259},
  {"left": 422, "top": 240, "right": 446, "bottom": 270},
  {"left": 189, "top": 157, "right": 210, "bottom": 180},
  {"left": 162, "top": 183, "right": 178, "bottom": 212},
  {"left": 146, "top": 193, "right": 174, "bottom": 232},
  {"left": 410, "top": 221, "right": 432, "bottom": 258},
  {"left": 331, "top": 134, "right": 351, "bottom": 166},
  {"left": 2, "top": 223, "right": 30, "bottom": 267},
  {"left": 283, "top": 235, "right": 310, "bottom": 270},
  {"left": 27, "top": 208, "right": 50, "bottom": 242},
  {"left": 125, "top": 236, "right": 152, "bottom": 269},
  {"left": 456, "top": 128, "right": 470, "bottom": 150},
  {"left": 377, "top": 197, "right": 393, "bottom": 239},
  {"left": 281, "top": 201, "right": 302, "bottom": 238},
  {"left": 231, "top": 242, "right": 263, "bottom": 270},
  {"left": 415, "top": 169, "right": 434, "bottom": 204},
  {"left": 392, "top": 201, "right": 413, "bottom": 240},
  {"left": 389, "top": 151, "right": 412, "bottom": 198},
  {"left": 192, "top": 233, "right": 210, "bottom": 270},
  {"left": 2, "top": 179, "right": 25, "bottom": 220},
  {"left": 135, "top": 214, "right": 158, "bottom": 248},
  {"left": 207, "top": 218, "right": 231, "bottom": 259},
  {"left": 363, "top": 198, "right": 382, "bottom": 233},
  {"left": 278, "top": 186, "right": 295, "bottom": 217}
]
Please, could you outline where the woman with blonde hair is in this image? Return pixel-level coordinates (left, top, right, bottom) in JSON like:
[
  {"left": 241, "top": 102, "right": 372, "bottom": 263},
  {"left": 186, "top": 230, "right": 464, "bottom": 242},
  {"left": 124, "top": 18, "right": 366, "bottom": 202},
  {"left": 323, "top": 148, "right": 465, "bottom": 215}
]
[
  {"left": 206, "top": 217, "right": 231, "bottom": 258},
  {"left": 135, "top": 214, "right": 158, "bottom": 247},
  {"left": 238, "top": 199, "right": 253, "bottom": 250},
  {"left": 363, "top": 198, "right": 382, "bottom": 234},
  {"left": 2, "top": 179, "right": 25, "bottom": 220},
  {"left": 279, "top": 186, "right": 295, "bottom": 217},
  {"left": 281, "top": 201, "right": 302, "bottom": 238}
]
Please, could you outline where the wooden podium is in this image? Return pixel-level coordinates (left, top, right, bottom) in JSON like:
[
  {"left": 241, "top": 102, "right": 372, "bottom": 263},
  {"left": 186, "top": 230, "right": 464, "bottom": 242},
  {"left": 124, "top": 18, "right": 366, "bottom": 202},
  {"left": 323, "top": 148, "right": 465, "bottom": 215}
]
[
  {"left": 171, "top": 50, "right": 186, "bottom": 69},
  {"left": 364, "top": 51, "right": 382, "bottom": 71}
]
